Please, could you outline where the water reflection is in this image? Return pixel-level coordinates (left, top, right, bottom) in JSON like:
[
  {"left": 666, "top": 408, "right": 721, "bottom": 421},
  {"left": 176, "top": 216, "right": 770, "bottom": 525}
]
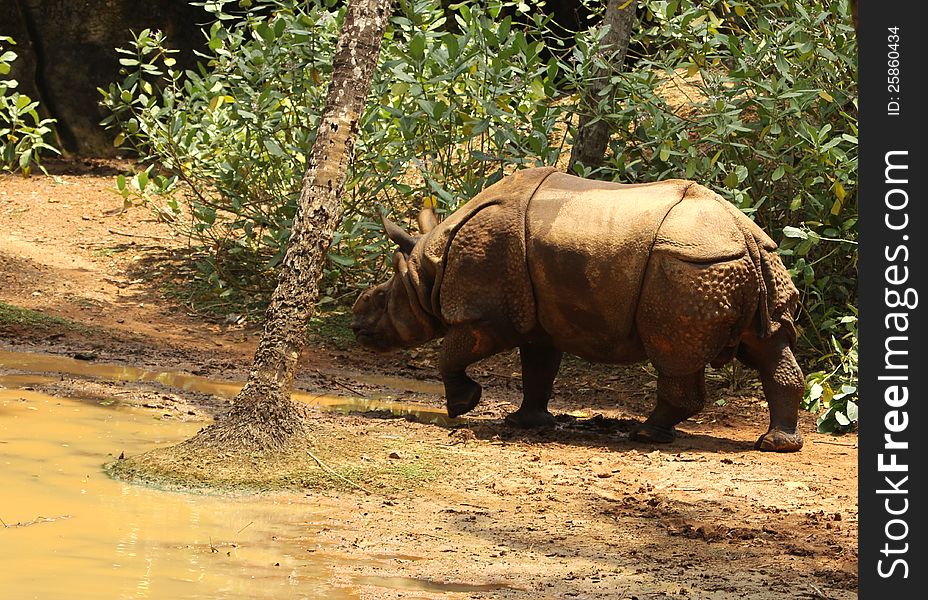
[{"left": 0, "top": 349, "right": 453, "bottom": 426}]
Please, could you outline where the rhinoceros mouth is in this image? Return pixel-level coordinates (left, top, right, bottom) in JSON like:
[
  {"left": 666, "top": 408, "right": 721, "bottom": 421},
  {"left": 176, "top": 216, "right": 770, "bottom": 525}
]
[{"left": 353, "top": 329, "right": 392, "bottom": 353}]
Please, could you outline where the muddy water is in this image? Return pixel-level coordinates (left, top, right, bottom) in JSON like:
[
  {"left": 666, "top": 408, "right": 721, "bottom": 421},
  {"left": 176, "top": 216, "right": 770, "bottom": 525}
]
[
  {"left": 0, "top": 349, "right": 452, "bottom": 425},
  {"left": 0, "top": 352, "right": 493, "bottom": 598},
  {"left": 0, "top": 387, "right": 363, "bottom": 599}
]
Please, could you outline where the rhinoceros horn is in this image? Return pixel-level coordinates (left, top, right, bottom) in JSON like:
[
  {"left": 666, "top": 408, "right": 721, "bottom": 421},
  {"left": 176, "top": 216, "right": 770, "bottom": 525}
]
[{"left": 379, "top": 211, "right": 417, "bottom": 255}]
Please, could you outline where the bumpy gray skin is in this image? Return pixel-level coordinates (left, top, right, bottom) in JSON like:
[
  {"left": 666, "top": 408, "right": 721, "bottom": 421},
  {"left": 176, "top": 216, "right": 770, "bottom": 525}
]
[{"left": 351, "top": 168, "right": 804, "bottom": 452}]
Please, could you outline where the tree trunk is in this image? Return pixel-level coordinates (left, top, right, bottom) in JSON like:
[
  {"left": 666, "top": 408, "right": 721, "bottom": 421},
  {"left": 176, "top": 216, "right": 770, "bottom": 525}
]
[
  {"left": 191, "top": 0, "right": 393, "bottom": 452},
  {"left": 568, "top": 0, "right": 636, "bottom": 176}
]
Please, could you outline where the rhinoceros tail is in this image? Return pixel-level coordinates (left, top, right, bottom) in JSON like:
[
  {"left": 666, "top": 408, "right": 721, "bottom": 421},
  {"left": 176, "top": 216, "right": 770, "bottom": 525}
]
[
  {"left": 738, "top": 224, "right": 799, "bottom": 345},
  {"left": 736, "top": 228, "right": 769, "bottom": 337},
  {"left": 758, "top": 241, "right": 800, "bottom": 345}
]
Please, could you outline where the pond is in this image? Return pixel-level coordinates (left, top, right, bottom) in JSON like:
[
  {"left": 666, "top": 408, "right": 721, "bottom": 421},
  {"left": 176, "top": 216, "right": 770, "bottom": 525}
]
[{"left": 0, "top": 351, "right": 492, "bottom": 598}]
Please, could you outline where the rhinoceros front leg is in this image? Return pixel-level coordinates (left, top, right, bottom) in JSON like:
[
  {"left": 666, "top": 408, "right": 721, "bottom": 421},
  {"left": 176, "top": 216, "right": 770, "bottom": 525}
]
[
  {"left": 630, "top": 369, "right": 706, "bottom": 444},
  {"left": 440, "top": 326, "right": 505, "bottom": 418},
  {"left": 505, "top": 344, "right": 563, "bottom": 429}
]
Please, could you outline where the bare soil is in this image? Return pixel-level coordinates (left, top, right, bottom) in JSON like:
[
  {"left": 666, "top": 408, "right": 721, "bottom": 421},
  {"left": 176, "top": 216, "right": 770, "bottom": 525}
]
[{"left": 0, "top": 160, "right": 858, "bottom": 599}]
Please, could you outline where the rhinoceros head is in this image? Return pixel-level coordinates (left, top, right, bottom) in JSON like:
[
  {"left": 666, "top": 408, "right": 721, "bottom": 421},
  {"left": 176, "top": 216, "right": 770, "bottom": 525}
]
[{"left": 351, "top": 209, "right": 442, "bottom": 352}]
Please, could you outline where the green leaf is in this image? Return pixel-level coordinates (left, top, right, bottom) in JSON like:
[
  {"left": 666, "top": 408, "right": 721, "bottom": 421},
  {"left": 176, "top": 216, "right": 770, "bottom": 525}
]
[
  {"left": 257, "top": 23, "right": 275, "bottom": 44},
  {"left": 782, "top": 226, "right": 808, "bottom": 239},
  {"left": 529, "top": 78, "right": 545, "bottom": 101},
  {"left": 409, "top": 33, "right": 426, "bottom": 61},
  {"left": 772, "top": 165, "right": 785, "bottom": 181},
  {"left": 18, "top": 148, "right": 32, "bottom": 169},
  {"left": 443, "top": 34, "right": 459, "bottom": 59},
  {"left": 724, "top": 170, "right": 739, "bottom": 188},
  {"left": 264, "top": 138, "right": 286, "bottom": 157},
  {"left": 845, "top": 400, "right": 858, "bottom": 422},
  {"left": 273, "top": 17, "right": 287, "bottom": 39},
  {"left": 735, "top": 165, "right": 748, "bottom": 183},
  {"left": 327, "top": 253, "right": 355, "bottom": 266}
]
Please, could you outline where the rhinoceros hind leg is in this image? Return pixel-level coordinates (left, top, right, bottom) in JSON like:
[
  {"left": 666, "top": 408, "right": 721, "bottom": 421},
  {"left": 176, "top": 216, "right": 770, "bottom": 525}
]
[
  {"left": 630, "top": 370, "right": 706, "bottom": 445},
  {"left": 505, "top": 408, "right": 556, "bottom": 429},
  {"left": 505, "top": 344, "right": 563, "bottom": 428},
  {"left": 738, "top": 332, "right": 804, "bottom": 452}
]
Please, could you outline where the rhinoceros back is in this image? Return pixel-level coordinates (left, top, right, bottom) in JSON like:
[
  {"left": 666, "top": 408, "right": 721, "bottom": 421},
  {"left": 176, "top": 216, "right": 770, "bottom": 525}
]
[
  {"left": 525, "top": 173, "right": 798, "bottom": 361},
  {"left": 525, "top": 173, "right": 692, "bottom": 360}
]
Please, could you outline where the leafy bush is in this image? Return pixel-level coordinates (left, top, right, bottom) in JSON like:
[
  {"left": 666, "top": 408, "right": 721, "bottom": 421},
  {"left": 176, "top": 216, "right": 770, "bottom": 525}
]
[
  {"left": 101, "top": 0, "right": 565, "bottom": 312},
  {"left": 560, "top": 0, "right": 858, "bottom": 431},
  {"left": 0, "top": 36, "right": 59, "bottom": 174}
]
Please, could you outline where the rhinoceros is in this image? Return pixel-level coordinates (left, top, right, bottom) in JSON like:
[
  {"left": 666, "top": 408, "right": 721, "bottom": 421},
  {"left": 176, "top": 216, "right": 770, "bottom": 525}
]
[{"left": 351, "top": 167, "right": 804, "bottom": 452}]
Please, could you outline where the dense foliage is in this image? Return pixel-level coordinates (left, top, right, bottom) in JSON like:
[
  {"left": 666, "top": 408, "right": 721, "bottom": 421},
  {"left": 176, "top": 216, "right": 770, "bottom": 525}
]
[
  {"left": 600, "top": 0, "right": 858, "bottom": 432},
  {"left": 100, "top": 0, "right": 857, "bottom": 431},
  {"left": 0, "top": 37, "right": 59, "bottom": 174}
]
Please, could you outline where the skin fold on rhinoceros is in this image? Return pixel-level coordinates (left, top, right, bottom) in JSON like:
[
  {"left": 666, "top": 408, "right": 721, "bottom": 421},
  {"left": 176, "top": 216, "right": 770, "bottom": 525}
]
[{"left": 351, "top": 167, "right": 804, "bottom": 452}]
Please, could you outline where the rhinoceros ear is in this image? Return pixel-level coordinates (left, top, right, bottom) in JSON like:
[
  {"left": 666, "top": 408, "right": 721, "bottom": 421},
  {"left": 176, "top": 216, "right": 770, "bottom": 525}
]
[
  {"left": 417, "top": 206, "right": 438, "bottom": 235},
  {"left": 380, "top": 211, "right": 417, "bottom": 255}
]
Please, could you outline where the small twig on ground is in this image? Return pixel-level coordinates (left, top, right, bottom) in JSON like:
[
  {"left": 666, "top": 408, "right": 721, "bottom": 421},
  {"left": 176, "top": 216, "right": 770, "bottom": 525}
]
[
  {"left": 731, "top": 478, "right": 775, "bottom": 483},
  {"left": 107, "top": 228, "right": 175, "bottom": 242},
  {"left": 807, "top": 583, "right": 831, "bottom": 599},
  {"left": 331, "top": 380, "right": 366, "bottom": 397},
  {"left": 475, "top": 472, "right": 497, "bottom": 485},
  {"left": 236, "top": 521, "right": 253, "bottom": 535},
  {"left": 813, "top": 439, "right": 857, "bottom": 447},
  {"left": 305, "top": 449, "right": 373, "bottom": 496}
]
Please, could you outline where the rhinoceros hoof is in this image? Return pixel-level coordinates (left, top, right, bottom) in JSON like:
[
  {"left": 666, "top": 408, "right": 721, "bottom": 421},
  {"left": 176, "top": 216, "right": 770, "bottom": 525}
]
[
  {"left": 629, "top": 423, "right": 676, "bottom": 444},
  {"left": 504, "top": 409, "right": 556, "bottom": 429},
  {"left": 755, "top": 429, "right": 803, "bottom": 452},
  {"left": 446, "top": 386, "right": 482, "bottom": 418}
]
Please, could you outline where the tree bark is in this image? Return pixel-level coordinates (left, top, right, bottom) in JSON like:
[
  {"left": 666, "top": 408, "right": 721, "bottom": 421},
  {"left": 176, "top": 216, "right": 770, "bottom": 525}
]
[
  {"left": 191, "top": 0, "right": 393, "bottom": 452},
  {"left": 568, "top": 0, "right": 636, "bottom": 176}
]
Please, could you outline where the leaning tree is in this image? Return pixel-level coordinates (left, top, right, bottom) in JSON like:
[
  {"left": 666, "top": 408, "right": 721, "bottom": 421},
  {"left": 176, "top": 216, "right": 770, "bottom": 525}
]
[{"left": 186, "top": 0, "right": 394, "bottom": 452}]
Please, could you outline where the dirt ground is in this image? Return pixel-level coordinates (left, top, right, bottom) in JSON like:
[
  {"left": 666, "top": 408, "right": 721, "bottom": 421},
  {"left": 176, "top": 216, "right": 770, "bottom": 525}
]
[{"left": 0, "top": 160, "right": 858, "bottom": 599}]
